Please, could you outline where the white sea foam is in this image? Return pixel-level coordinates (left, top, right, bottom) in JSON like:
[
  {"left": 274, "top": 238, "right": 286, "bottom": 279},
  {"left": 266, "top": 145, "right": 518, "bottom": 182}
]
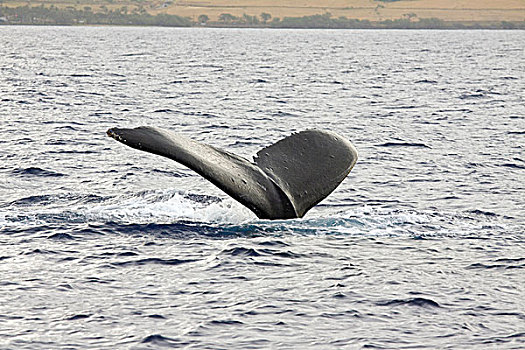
[
  {"left": 81, "top": 189, "right": 255, "bottom": 225},
  {"left": 279, "top": 206, "right": 508, "bottom": 238},
  {"left": 0, "top": 189, "right": 507, "bottom": 239}
]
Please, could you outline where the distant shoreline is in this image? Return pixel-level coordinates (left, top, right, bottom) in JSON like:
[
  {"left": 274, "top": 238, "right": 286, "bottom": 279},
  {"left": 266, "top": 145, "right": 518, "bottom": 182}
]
[
  {"left": 1, "top": 6, "right": 524, "bottom": 30},
  {"left": 3, "top": 24, "right": 523, "bottom": 30}
]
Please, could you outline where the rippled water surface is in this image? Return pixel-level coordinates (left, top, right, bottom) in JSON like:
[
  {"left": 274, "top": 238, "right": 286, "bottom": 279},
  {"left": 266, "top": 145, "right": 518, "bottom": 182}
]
[{"left": 1, "top": 27, "right": 524, "bottom": 349}]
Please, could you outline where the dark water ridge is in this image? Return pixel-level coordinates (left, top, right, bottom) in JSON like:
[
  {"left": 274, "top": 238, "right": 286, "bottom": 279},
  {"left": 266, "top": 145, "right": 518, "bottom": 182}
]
[{"left": 1, "top": 27, "right": 524, "bottom": 348}]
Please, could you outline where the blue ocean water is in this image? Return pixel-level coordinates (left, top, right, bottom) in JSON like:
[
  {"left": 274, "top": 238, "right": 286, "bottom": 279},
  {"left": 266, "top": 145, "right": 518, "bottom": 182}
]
[{"left": 0, "top": 27, "right": 524, "bottom": 349}]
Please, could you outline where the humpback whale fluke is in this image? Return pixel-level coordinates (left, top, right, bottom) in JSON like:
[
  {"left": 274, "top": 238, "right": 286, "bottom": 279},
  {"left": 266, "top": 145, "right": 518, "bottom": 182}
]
[{"left": 107, "top": 127, "right": 357, "bottom": 219}]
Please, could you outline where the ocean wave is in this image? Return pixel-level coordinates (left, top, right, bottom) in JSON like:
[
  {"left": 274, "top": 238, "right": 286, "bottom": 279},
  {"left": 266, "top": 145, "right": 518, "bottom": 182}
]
[
  {"left": 0, "top": 189, "right": 510, "bottom": 240},
  {"left": 378, "top": 142, "right": 431, "bottom": 148},
  {"left": 376, "top": 297, "right": 441, "bottom": 308},
  {"left": 11, "top": 167, "right": 67, "bottom": 177}
]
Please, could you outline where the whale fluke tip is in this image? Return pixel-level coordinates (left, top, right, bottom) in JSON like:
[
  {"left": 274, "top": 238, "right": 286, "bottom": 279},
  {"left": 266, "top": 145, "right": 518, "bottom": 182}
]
[{"left": 107, "top": 128, "right": 118, "bottom": 140}]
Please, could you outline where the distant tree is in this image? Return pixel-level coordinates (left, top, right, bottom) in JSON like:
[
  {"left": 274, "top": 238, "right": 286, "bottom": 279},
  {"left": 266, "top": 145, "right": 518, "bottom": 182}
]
[
  {"left": 260, "top": 12, "right": 271, "bottom": 23},
  {"left": 197, "top": 14, "right": 208, "bottom": 24},
  {"left": 242, "top": 13, "right": 259, "bottom": 25},
  {"left": 277, "top": 13, "right": 334, "bottom": 28},
  {"left": 219, "top": 13, "right": 236, "bottom": 23},
  {"left": 501, "top": 21, "right": 516, "bottom": 29},
  {"left": 417, "top": 17, "right": 445, "bottom": 29}
]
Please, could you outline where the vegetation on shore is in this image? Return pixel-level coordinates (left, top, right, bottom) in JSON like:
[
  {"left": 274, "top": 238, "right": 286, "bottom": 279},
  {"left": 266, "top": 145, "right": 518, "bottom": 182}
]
[
  {"left": 1, "top": 5, "right": 523, "bottom": 29},
  {"left": 0, "top": 5, "right": 192, "bottom": 26}
]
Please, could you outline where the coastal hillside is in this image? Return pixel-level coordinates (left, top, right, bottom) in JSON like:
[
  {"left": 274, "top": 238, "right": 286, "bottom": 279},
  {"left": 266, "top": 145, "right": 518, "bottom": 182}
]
[{"left": 2, "top": 0, "right": 524, "bottom": 22}]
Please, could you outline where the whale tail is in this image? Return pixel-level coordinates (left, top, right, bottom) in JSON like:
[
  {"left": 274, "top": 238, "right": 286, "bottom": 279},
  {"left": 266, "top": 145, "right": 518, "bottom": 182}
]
[{"left": 107, "top": 127, "right": 357, "bottom": 219}]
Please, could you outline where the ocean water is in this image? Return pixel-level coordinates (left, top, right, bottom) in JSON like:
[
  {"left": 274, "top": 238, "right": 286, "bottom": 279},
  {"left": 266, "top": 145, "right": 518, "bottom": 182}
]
[{"left": 0, "top": 26, "right": 524, "bottom": 349}]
